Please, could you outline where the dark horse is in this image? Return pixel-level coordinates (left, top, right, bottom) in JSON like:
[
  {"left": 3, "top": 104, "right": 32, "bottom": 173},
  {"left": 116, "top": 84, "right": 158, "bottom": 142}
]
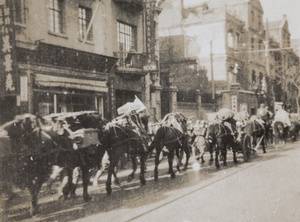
[
  {"left": 1, "top": 114, "right": 59, "bottom": 216},
  {"left": 148, "top": 124, "right": 190, "bottom": 181},
  {"left": 44, "top": 113, "right": 107, "bottom": 202},
  {"left": 273, "top": 121, "right": 289, "bottom": 145},
  {"left": 288, "top": 121, "right": 300, "bottom": 141},
  {"left": 206, "top": 122, "right": 238, "bottom": 168},
  {"left": 244, "top": 119, "right": 266, "bottom": 153},
  {"left": 102, "top": 123, "right": 148, "bottom": 194}
]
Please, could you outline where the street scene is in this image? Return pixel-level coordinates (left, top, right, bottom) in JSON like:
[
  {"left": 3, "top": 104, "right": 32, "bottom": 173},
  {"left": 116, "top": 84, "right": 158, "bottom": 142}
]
[{"left": 1, "top": 0, "right": 300, "bottom": 221}]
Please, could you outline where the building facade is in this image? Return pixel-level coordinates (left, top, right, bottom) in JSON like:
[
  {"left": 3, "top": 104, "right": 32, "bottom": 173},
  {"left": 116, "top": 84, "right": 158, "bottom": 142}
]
[
  {"left": 0, "top": 0, "right": 161, "bottom": 124},
  {"left": 158, "top": 0, "right": 268, "bottom": 115}
]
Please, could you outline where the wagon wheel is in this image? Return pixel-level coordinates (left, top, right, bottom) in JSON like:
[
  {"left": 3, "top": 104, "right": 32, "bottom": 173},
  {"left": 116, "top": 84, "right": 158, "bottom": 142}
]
[{"left": 242, "top": 135, "right": 251, "bottom": 162}]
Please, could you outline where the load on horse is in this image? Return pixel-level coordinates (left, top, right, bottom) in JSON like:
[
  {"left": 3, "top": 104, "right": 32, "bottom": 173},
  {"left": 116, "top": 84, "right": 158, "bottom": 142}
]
[
  {"left": 272, "top": 105, "right": 291, "bottom": 145},
  {"left": 42, "top": 111, "right": 106, "bottom": 201},
  {"left": 0, "top": 114, "right": 58, "bottom": 216},
  {"left": 148, "top": 112, "right": 190, "bottom": 181},
  {"left": 102, "top": 96, "right": 149, "bottom": 194},
  {"left": 207, "top": 108, "right": 241, "bottom": 168}
]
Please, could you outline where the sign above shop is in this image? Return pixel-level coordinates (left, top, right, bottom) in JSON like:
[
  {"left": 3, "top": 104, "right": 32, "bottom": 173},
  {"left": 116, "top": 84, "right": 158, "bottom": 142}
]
[{"left": 0, "top": 1, "right": 18, "bottom": 96}]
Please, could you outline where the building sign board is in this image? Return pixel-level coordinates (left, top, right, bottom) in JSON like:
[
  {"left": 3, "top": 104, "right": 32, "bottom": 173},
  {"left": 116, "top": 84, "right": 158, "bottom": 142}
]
[
  {"left": 143, "top": 0, "right": 156, "bottom": 69},
  {"left": 231, "top": 95, "right": 237, "bottom": 112},
  {"left": 0, "top": 0, "right": 18, "bottom": 96}
]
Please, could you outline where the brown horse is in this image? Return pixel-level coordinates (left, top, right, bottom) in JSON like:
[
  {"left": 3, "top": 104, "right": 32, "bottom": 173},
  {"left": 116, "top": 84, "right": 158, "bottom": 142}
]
[
  {"left": 244, "top": 119, "right": 266, "bottom": 153},
  {"left": 273, "top": 121, "right": 289, "bottom": 145},
  {"left": 148, "top": 125, "right": 190, "bottom": 181},
  {"left": 102, "top": 123, "right": 148, "bottom": 194},
  {"left": 1, "top": 114, "right": 57, "bottom": 216},
  {"left": 206, "top": 122, "right": 238, "bottom": 168}
]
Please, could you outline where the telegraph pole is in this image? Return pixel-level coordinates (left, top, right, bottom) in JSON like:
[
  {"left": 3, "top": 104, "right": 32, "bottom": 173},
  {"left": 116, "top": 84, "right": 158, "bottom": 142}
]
[
  {"left": 210, "top": 40, "right": 215, "bottom": 102},
  {"left": 264, "top": 18, "right": 275, "bottom": 111}
]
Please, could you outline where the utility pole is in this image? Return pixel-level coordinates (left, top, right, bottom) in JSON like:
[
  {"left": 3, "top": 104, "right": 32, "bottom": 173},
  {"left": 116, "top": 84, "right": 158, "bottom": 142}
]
[
  {"left": 210, "top": 40, "right": 215, "bottom": 101},
  {"left": 265, "top": 18, "right": 275, "bottom": 111}
]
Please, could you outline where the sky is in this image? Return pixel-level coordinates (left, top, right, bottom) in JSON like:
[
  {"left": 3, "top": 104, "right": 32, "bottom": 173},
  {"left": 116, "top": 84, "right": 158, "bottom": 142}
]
[{"left": 184, "top": 0, "right": 300, "bottom": 39}]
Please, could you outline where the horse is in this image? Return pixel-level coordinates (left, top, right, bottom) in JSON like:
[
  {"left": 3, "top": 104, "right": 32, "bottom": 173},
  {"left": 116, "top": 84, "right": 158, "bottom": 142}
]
[
  {"left": 102, "top": 123, "right": 148, "bottom": 194},
  {"left": 288, "top": 121, "right": 300, "bottom": 141},
  {"left": 0, "top": 114, "right": 58, "bottom": 216},
  {"left": 148, "top": 124, "right": 190, "bottom": 181},
  {"left": 44, "top": 113, "right": 107, "bottom": 201},
  {"left": 273, "top": 121, "right": 289, "bottom": 145},
  {"left": 205, "top": 121, "right": 238, "bottom": 168},
  {"left": 244, "top": 118, "right": 266, "bottom": 153}
]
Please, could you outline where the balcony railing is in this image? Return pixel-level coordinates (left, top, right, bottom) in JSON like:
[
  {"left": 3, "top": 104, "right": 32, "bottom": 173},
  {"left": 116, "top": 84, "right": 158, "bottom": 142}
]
[{"left": 114, "top": 51, "right": 146, "bottom": 70}]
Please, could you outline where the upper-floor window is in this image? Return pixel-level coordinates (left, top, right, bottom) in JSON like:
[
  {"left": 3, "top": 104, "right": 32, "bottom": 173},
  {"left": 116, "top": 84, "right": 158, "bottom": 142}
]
[
  {"left": 49, "top": 0, "right": 64, "bottom": 34},
  {"left": 227, "top": 31, "right": 234, "bottom": 48},
  {"left": 252, "top": 70, "right": 256, "bottom": 83},
  {"left": 251, "top": 10, "right": 254, "bottom": 23},
  {"left": 251, "top": 37, "right": 255, "bottom": 50},
  {"left": 117, "top": 21, "right": 137, "bottom": 51},
  {"left": 78, "top": 5, "right": 93, "bottom": 41},
  {"left": 14, "top": 0, "right": 26, "bottom": 24},
  {"left": 258, "top": 15, "right": 262, "bottom": 28}
]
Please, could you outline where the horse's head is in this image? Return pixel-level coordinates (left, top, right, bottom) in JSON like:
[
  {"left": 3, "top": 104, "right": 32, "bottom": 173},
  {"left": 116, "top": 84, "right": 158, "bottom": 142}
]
[{"left": 274, "top": 121, "right": 285, "bottom": 135}]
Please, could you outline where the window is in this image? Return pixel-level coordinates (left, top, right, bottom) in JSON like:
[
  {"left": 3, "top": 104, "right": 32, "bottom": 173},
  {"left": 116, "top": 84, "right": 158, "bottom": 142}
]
[
  {"left": 49, "top": 0, "right": 64, "bottom": 34},
  {"left": 251, "top": 10, "right": 254, "bottom": 23},
  {"left": 227, "top": 31, "right": 234, "bottom": 48},
  {"left": 78, "top": 5, "right": 93, "bottom": 41},
  {"left": 258, "top": 15, "right": 262, "bottom": 28},
  {"left": 117, "top": 21, "right": 137, "bottom": 52},
  {"left": 251, "top": 37, "right": 255, "bottom": 50},
  {"left": 252, "top": 70, "right": 256, "bottom": 83},
  {"left": 14, "top": 0, "right": 26, "bottom": 24}
]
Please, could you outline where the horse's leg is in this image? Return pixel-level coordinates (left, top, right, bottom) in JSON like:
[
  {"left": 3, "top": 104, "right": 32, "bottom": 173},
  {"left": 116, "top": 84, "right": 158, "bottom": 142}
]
[
  {"left": 93, "top": 168, "right": 104, "bottom": 187},
  {"left": 179, "top": 148, "right": 183, "bottom": 166},
  {"left": 113, "top": 167, "right": 120, "bottom": 186},
  {"left": 222, "top": 146, "right": 227, "bottom": 166},
  {"left": 81, "top": 166, "right": 91, "bottom": 201},
  {"left": 139, "top": 153, "right": 147, "bottom": 185},
  {"left": 128, "top": 154, "right": 136, "bottom": 182},
  {"left": 28, "top": 177, "right": 44, "bottom": 216},
  {"left": 168, "top": 148, "right": 176, "bottom": 179},
  {"left": 183, "top": 138, "right": 190, "bottom": 171},
  {"left": 262, "top": 136, "right": 266, "bottom": 153},
  {"left": 175, "top": 147, "right": 181, "bottom": 173},
  {"left": 215, "top": 145, "right": 220, "bottom": 169},
  {"left": 154, "top": 145, "right": 163, "bottom": 181},
  {"left": 233, "top": 142, "right": 238, "bottom": 164},
  {"left": 106, "top": 157, "right": 119, "bottom": 195},
  {"left": 60, "top": 168, "right": 72, "bottom": 200}
]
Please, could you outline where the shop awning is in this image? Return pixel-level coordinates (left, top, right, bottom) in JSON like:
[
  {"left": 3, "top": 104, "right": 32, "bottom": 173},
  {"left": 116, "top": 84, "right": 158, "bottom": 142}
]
[{"left": 35, "top": 74, "right": 108, "bottom": 93}]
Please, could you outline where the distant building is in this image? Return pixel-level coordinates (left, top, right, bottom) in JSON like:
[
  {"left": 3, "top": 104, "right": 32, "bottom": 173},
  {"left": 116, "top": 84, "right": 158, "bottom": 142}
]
[
  {"left": 158, "top": 0, "right": 267, "bottom": 115},
  {"left": 267, "top": 15, "right": 299, "bottom": 112}
]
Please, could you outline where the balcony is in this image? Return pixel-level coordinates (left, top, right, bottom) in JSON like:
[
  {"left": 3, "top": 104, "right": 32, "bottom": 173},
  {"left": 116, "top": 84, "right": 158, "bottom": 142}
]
[
  {"left": 113, "top": 0, "right": 143, "bottom": 14},
  {"left": 114, "top": 51, "right": 147, "bottom": 75}
]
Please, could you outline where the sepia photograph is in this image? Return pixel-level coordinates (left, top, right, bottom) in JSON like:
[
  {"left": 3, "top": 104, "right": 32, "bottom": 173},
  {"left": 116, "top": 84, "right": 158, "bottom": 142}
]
[{"left": 0, "top": 0, "right": 300, "bottom": 221}]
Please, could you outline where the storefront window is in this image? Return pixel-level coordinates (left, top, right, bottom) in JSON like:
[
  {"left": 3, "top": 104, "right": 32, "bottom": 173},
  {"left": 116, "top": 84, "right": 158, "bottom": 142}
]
[
  {"left": 34, "top": 92, "right": 102, "bottom": 115},
  {"left": 34, "top": 92, "right": 54, "bottom": 116}
]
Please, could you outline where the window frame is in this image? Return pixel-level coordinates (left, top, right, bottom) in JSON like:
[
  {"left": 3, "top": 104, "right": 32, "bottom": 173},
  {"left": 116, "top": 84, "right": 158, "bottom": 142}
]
[
  {"left": 117, "top": 21, "right": 137, "bottom": 52},
  {"left": 14, "top": 0, "right": 26, "bottom": 24},
  {"left": 78, "top": 5, "right": 93, "bottom": 41},
  {"left": 48, "top": 0, "right": 65, "bottom": 34}
]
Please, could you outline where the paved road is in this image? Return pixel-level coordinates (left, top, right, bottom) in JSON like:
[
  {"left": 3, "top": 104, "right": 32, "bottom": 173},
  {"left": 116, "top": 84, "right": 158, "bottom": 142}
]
[{"left": 4, "top": 142, "right": 300, "bottom": 222}]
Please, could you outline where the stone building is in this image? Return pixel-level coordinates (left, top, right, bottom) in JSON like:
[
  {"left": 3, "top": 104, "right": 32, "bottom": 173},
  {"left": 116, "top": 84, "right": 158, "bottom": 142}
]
[
  {"left": 158, "top": 0, "right": 267, "bottom": 115},
  {"left": 0, "top": 0, "right": 161, "bottom": 123},
  {"left": 267, "top": 15, "right": 300, "bottom": 112}
]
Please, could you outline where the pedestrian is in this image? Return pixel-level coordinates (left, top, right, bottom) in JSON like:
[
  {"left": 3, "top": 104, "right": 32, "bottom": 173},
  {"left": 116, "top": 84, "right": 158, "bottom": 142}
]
[{"left": 192, "top": 120, "right": 207, "bottom": 162}]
